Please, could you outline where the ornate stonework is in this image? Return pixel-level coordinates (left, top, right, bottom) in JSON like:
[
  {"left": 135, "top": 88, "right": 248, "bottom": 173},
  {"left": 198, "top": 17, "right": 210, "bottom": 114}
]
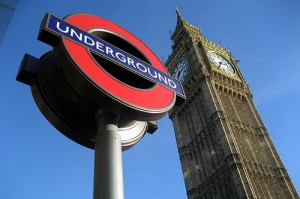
[{"left": 166, "top": 9, "right": 299, "bottom": 199}]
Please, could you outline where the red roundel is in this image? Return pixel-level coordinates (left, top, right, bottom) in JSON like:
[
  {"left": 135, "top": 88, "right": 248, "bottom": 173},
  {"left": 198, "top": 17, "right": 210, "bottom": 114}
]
[{"left": 62, "top": 14, "right": 175, "bottom": 111}]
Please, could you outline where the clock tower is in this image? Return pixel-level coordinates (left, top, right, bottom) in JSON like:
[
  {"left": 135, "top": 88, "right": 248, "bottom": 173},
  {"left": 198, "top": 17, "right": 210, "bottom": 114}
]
[{"left": 166, "top": 9, "right": 299, "bottom": 199}]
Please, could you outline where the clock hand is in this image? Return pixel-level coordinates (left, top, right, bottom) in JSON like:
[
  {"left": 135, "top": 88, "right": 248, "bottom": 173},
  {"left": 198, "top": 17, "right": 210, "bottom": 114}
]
[
  {"left": 218, "top": 62, "right": 222, "bottom": 68},
  {"left": 177, "top": 71, "right": 182, "bottom": 79}
]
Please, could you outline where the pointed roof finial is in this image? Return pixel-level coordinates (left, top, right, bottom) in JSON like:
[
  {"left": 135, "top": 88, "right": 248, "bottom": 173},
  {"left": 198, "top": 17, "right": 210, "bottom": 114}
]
[
  {"left": 175, "top": 6, "right": 182, "bottom": 18},
  {"left": 175, "top": 6, "right": 185, "bottom": 26}
]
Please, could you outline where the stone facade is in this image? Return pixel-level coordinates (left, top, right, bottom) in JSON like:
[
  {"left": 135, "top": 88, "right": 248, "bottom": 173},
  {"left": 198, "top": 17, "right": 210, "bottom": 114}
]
[{"left": 165, "top": 9, "right": 299, "bottom": 199}]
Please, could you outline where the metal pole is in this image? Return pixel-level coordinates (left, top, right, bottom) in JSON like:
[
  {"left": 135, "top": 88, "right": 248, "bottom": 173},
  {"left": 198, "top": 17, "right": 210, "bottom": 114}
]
[{"left": 94, "top": 110, "right": 124, "bottom": 199}]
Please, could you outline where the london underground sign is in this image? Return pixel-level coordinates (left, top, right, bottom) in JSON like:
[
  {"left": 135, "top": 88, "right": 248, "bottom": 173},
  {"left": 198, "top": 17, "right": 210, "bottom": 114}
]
[{"left": 17, "top": 13, "right": 185, "bottom": 149}]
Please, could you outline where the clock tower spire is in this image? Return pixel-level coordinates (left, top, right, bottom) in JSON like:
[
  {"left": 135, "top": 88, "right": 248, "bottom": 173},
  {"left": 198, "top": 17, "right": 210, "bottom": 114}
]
[{"left": 166, "top": 10, "right": 299, "bottom": 199}]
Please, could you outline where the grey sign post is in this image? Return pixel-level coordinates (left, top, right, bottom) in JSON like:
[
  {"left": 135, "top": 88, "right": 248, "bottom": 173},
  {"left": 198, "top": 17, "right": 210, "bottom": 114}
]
[{"left": 94, "top": 110, "right": 124, "bottom": 199}]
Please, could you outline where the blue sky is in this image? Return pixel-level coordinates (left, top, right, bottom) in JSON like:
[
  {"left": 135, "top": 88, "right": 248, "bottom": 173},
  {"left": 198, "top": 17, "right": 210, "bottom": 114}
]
[{"left": 0, "top": 1, "right": 299, "bottom": 198}]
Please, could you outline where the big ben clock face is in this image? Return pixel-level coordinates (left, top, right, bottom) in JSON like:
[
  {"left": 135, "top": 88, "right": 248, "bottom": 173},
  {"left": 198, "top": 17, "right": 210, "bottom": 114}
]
[
  {"left": 172, "top": 59, "right": 189, "bottom": 82},
  {"left": 207, "top": 51, "right": 235, "bottom": 75}
]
